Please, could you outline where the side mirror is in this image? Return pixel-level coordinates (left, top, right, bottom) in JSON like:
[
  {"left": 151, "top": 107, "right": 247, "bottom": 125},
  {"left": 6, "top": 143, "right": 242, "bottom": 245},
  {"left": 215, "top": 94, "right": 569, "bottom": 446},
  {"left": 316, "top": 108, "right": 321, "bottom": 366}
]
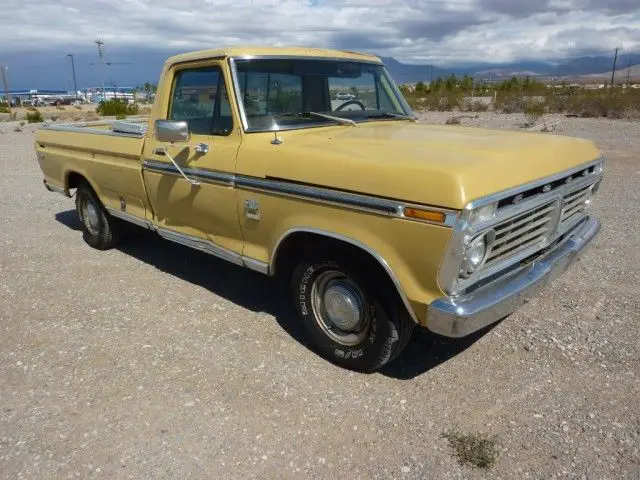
[{"left": 155, "top": 119, "right": 189, "bottom": 143}]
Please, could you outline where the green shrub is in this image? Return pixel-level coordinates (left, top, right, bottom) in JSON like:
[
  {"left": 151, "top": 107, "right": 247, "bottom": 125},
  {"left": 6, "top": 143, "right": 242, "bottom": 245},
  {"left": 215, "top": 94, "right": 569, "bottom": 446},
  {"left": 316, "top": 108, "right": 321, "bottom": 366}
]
[
  {"left": 26, "top": 109, "right": 44, "bottom": 123},
  {"left": 115, "top": 114, "right": 127, "bottom": 120},
  {"left": 96, "top": 99, "right": 139, "bottom": 117},
  {"left": 0, "top": 104, "right": 9, "bottom": 113}
]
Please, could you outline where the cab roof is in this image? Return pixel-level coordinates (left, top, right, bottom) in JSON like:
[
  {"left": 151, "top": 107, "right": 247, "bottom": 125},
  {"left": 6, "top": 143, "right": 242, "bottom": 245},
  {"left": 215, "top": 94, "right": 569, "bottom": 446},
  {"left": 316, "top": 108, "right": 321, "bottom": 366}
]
[{"left": 164, "top": 46, "right": 382, "bottom": 66}]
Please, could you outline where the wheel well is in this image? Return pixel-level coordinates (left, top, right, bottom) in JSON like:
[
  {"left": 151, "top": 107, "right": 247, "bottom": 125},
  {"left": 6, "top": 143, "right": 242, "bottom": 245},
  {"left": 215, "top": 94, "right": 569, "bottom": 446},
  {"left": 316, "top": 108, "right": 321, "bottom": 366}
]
[
  {"left": 66, "top": 171, "right": 89, "bottom": 191},
  {"left": 273, "top": 231, "right": 393, "bottom": 287}
]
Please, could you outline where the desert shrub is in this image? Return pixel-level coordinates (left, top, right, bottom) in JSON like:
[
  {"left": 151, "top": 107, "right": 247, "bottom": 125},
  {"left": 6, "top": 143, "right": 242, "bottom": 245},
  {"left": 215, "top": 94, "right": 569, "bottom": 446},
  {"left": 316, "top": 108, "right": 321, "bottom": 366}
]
[
  {"left": 461, "top": 99, "right": 490, "bottom": 112},
  {"left": 96, "top": 99, "right": 139, "bottom": 117},
  {"left": 20, "top": 121, "right": 26, "bottom": 126},
  {"left": 14, "top": 126, "right": 22, "bottom": 132},
  {"left": 56, "top": 105, "right": 65, "bottom": 111},
  {"left": 495, "top": 92, "right": 525, "bottom": 113},
  {"left": 0, "top": 104, "right": 9, "bottom": 113},
  {"left": 524, "top": 101, "right": 546, "bottom": 126},
  {"left": 50, "top": 115, "right": 59, "bottom": 121},
  {"left": 26, "top": 109, "right": 44, "bottom": 123},
  {"left": 74, "top": 105, "right": 83, "bottom": 110},
  {"left": 445, "top": 116, "right": 461, "bottom": 125},
  {"left": 26, "top": 106, "right": 36, "bottom": 112}
]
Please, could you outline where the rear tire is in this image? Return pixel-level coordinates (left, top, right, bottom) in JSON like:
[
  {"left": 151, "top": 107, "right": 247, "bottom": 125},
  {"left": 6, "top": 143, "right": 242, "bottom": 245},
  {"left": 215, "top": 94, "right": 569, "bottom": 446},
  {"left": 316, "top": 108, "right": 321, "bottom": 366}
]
[
  {"left": 75, "top": 183, "right": 120, "bottom": 250},
  {"left": 291, "top": 253, "right": 414, "bottom": 372}
]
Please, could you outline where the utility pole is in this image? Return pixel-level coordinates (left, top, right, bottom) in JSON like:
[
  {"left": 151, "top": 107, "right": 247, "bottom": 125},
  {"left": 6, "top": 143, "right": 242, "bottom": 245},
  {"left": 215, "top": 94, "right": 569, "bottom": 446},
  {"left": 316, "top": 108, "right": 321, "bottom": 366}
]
[
  {"left": 610, "top": 47, "right": 619, "bottom": 88},
  {"left": 0, "top": 65, "right": 11, "bottom": 118},
  {"left": 95, "top": 39, "right": 106, "bottom": 101},
  {"left": 626, "top": 57, "right": 632, "bottom": 86},
  {"left": 67, "top": 54, "right": 78, "bottom": 100}
]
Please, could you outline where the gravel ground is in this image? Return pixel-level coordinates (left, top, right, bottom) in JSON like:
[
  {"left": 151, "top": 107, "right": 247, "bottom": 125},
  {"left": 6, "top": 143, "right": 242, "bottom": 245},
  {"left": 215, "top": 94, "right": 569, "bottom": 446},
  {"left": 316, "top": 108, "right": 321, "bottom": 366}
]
[{"left": 1, "top": 116, "right": 639, "bottom": 479}]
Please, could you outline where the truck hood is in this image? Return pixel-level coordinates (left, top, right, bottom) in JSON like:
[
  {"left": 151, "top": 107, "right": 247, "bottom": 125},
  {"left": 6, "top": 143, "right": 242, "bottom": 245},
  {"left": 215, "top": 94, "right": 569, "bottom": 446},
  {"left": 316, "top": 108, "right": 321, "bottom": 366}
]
[{"left": 263, "top": 122, "right": 601, "bottom": 210}]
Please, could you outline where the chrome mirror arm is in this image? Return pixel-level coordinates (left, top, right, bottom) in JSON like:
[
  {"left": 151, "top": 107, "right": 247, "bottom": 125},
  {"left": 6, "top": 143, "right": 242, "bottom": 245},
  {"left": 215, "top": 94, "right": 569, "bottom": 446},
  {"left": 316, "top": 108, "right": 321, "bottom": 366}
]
[{"left": 152, "top": 146, "right": 201, "bottom": 186}]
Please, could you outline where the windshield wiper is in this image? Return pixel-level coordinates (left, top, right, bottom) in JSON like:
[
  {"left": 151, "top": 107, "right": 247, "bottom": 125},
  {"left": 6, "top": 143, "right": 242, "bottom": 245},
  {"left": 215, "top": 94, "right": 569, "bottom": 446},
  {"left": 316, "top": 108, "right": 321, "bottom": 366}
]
[
  {"left": 272, "top": 111, "right": 357, "bottom": 127},
  {"left": 308, "top": 111, "right": 357, "bottom": 127},
  {"left": 366, "top": 112, "right": 417, "bottom": 122}
]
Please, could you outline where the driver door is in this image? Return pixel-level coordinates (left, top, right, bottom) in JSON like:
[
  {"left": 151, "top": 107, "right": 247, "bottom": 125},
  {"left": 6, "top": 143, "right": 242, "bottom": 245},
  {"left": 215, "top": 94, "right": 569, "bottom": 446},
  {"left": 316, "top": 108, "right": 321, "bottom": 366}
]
[{"left": 142, "top": 61, "right": 243, "bottom": 254}]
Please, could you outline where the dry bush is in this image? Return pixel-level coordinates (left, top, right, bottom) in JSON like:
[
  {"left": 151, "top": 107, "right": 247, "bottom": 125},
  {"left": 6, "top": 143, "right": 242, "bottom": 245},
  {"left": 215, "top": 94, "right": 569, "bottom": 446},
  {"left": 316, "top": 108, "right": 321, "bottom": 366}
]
[
  {"left": 26, "top": 106, "right": 37, "bottom": 112},
  {"left": 84, "top": 112, "right": 101, "bottom": 121},
  {"left": 74, "top": 105, "right": 83, "bottom": 110},
  {"left": 138, "top": 105, "right": 152, "bottom": 115},
  {"left": 55, "top": 105, "right": 66, "bottom": 111},
  {"left": 524, "top": 101, "right": 546, "bottom": 126},
  {"left": 461, "top": 99, "right": 490, "bottom": 112},
  {"left": 445, "top": 116, "right": 461, "bottom": 125}
]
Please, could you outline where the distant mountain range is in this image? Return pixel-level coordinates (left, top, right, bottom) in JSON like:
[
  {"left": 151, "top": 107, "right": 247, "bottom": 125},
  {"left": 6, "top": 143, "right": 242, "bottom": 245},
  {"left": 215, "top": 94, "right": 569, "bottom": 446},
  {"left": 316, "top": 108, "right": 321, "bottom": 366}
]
[
  {"left": 4, "top": 47, "right": 639, "bottom": 90},
  {"left": 381, "top": 54, "right": 640, "bottom": 84}
]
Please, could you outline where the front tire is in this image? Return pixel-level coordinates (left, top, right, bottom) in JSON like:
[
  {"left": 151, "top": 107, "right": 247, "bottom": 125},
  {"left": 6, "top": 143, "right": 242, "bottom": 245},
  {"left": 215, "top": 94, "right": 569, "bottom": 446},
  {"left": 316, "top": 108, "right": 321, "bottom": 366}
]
[
  {"left": 291, "top": 255, "right": 414, "bottom": 372},
  {"left": 75, "top": 183, "right": 120, "bottom": 250}
]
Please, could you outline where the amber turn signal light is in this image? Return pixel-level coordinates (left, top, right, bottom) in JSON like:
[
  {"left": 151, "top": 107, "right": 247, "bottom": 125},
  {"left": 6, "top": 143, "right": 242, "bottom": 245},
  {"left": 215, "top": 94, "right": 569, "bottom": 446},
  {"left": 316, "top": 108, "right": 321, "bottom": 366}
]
[{"left": 403, "top": 207, "right": 446, "bottom": 223}]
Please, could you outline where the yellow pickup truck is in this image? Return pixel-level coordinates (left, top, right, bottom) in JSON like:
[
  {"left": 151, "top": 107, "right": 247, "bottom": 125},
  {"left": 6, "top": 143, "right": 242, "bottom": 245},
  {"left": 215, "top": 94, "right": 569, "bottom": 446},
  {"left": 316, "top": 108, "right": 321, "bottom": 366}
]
[{"left": 35, "top": 47, "right": 603, "bottom": 371}]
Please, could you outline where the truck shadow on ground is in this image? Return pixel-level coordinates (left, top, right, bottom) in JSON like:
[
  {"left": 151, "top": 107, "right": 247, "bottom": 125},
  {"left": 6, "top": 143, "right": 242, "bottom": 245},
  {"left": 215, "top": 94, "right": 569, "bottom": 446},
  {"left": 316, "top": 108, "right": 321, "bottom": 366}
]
[{"left": 55, "top": 209, "right": 496, "bottom": 380}]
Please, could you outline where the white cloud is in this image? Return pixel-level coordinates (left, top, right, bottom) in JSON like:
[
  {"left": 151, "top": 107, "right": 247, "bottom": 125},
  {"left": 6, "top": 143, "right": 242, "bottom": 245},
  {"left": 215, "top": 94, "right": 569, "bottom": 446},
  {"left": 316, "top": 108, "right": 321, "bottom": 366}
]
[{"left": 1, "top": 0, "right": 639, "bottom": 64}]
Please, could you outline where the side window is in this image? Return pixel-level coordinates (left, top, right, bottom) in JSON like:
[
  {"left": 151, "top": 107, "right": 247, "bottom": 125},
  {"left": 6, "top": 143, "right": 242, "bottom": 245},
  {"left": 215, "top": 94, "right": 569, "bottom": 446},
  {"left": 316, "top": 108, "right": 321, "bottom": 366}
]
[{"left": 168, "top": 67, "right": 233, "bottom": 136}]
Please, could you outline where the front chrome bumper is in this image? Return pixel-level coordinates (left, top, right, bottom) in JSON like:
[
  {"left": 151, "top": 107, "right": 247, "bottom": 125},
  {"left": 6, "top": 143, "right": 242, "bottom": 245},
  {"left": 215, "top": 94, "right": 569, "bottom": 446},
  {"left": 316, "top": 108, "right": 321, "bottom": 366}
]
[{"left": 426, "top": 217, "right": 601, "bottom": 338}]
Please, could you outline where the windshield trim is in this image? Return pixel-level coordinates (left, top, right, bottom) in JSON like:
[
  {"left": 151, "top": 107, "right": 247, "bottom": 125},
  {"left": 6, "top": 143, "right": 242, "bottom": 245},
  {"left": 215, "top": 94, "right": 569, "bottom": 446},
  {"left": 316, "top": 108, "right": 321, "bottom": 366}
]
[{"left": 227, "top": 56, "right": 412, "bottom": 133}]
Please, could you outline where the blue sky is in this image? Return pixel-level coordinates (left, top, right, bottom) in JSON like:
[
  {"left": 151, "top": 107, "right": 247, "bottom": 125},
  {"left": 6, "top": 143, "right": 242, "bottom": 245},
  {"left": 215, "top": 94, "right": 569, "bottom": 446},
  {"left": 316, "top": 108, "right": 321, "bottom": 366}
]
[{"left": 1, "top": 0, "right": 639, "bottom": 89}]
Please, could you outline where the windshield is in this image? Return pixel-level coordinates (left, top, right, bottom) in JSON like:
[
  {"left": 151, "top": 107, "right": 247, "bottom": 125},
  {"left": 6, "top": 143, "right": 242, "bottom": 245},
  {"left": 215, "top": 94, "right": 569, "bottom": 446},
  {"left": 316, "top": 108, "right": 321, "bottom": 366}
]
[{"left": 233, "top": 58, "right": 413, "bottom": 132}]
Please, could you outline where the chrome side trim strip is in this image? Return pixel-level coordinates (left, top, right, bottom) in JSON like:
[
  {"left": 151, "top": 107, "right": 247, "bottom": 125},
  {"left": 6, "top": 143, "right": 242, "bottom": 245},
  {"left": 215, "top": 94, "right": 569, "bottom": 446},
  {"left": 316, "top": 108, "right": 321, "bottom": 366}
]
[
  {"left": 142, "top": 159, "right": 235, "bottom": 186},
  {"left": 106, "top": 207, "right": 154, "bottom": 230},
  {"left": 42, "top": 124, "right": 144, "bottom": 139},
  {"left": 155, "top": 227, "right": 269, "bottom": 274},
  {"left": 157, "top": 227, "right": 243, "bottom": 264},
  {"left": 270, "top": 227, "right": 420, "bottom": 324},
  {"left": 236, "top": 176, "right": 402, "bottom": 216},
  {"left": 105, "top": 205, "right": 269, "bottom": 273},
  {"left": 142, "top": 160, "right": 457, "bottom": 225},
  {"left": 44, "top": 180, "right": 69, "bottom": 196}
]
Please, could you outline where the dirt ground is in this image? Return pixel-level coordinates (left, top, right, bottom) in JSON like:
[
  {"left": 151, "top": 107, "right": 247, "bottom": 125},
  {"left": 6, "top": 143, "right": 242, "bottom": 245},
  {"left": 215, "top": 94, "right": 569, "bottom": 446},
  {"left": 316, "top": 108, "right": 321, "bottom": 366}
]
[{"left": 0, "top": 114, "right": 638, "bottom": 479}]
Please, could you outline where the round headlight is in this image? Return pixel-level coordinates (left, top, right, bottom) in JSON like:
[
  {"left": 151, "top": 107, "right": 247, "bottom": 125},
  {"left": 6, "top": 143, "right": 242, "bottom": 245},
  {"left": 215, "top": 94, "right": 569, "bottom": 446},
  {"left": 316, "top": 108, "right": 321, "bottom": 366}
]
[{"left": 465, "top": 235, "right": 486, "bottom": 273}]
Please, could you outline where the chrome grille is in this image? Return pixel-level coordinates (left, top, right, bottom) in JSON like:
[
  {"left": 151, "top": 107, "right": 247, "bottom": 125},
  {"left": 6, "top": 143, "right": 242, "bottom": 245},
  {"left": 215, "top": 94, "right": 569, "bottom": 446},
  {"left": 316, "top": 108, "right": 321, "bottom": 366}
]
[
  {"left": 485, "top": 200, "right": 556, "bottom": 266},
  {"left": 560, "top": 184, "right": 591, "bottom": 227}
]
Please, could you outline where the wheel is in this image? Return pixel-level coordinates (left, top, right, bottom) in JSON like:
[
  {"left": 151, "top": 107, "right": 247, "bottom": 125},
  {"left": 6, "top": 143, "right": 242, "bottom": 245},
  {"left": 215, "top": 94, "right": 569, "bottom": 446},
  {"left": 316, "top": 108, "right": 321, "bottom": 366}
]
[
  {"left": 75, "top": 183, "right": 120, "bottom": 250},
  {"left": 291, "top": 254, "right": 414, "bottom": 372}
]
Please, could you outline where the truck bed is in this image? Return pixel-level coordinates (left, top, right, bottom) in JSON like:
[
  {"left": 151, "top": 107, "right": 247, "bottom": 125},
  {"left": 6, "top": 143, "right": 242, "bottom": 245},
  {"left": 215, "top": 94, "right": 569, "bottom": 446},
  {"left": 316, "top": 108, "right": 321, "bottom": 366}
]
[{"left": 35, "top": 118, "right": 150, "bottom": 220}]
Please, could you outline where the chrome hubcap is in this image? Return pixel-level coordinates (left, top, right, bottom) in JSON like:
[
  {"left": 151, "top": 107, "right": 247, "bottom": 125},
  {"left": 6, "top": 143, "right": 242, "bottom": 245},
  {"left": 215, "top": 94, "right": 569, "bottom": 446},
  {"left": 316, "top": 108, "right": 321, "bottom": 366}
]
[
  {"left": 81, "top": 199, "right": 100, "bottom": 234},
  {"left": 311, "top": 271, "right": 369, "bottom": 346},
  {"left": 323, "top": 283, "right": 363, "bottom": 331}
]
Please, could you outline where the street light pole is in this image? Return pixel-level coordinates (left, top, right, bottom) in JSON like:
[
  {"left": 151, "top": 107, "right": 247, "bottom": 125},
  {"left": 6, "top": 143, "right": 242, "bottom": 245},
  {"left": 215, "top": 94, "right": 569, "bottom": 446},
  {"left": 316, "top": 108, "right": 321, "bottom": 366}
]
[{"left": 67, "top": 54, "right": 78, "bottom": 100}]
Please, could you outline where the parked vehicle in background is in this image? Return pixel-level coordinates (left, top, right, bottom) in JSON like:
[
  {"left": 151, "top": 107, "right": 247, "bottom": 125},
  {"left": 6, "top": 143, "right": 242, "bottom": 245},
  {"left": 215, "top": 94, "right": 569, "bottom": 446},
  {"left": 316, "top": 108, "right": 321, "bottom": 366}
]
[
  {"left": 35, "top": 47, "right": 603, "bottom": 371},
  {"left": 336, "top": 92, "right": 355, "bottom": 100}
]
